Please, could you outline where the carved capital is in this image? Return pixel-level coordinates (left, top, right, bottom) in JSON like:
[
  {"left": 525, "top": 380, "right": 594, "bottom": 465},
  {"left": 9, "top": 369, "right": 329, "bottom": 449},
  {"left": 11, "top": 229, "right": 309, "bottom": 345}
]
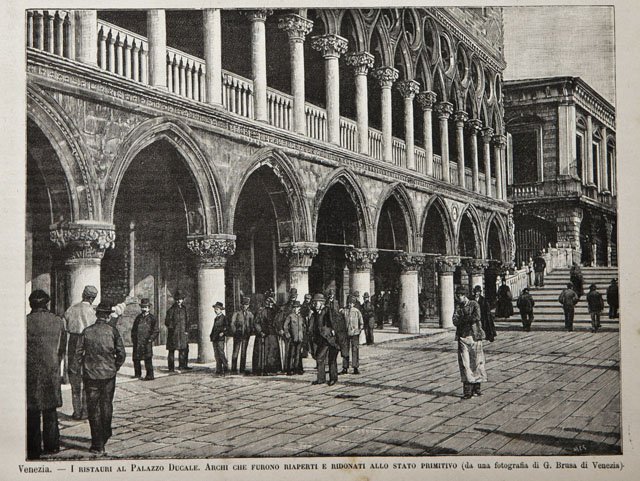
[
  {"left": 372, "top": 66, "right": 399, "bottom": 88},
  {"left": 345, "top": 248, "right": 379, "bottom": 272},
  {"left": 396, "top": 80, "right": 420, "bottom": 100},
  {"left": 454, "top": 110, "right": 469, "bottom": 125},
  {"left": 436, "top": 256, "right": 460, "bottom": 274},
  {"left": 279, "top": 242, "right": 319, "bottom": 268},
  {"left": 187, "top": 234, "right": 236, "bottom": 268},
  {"left": 462, "top": 258, "right": 488, "bottom": 276},
  {"left": 245, "top": 9, "right": 272, "bottom": 23},
  {"left": 492, "top": 134, "right": 507, "bottom": 147},
  {"left": 50, "top": 222, "right": 115, "bottom": 260},
  {"left": 278, "top": 14, "right": 313, "bottom": 43},
  {"left": 311, "top": 34, "right": 348, "bottom": 59},
  {"left": 394, "top": 252, "right": 426, "bottom": 273},
  {"left": 344, "top": 51, "right": 375, "bottom": 76},
  {"left": 435, "top": 101, "right": 454, "bottom": 120},
  {"left": 466, "top": 118, "right": 483, "bottom": 135},
  {"left": 482, "top": 127, "right": 494, "bottom": 144},
  {"left": 416, "top": 90, "right": 437, "bottom": 111}
]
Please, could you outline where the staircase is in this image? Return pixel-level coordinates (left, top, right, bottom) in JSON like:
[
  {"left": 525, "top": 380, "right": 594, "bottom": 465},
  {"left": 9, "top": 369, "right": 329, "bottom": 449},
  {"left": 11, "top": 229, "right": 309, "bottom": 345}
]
[{"left": 498, "top": 267, "right": 619, "bottom": 330}]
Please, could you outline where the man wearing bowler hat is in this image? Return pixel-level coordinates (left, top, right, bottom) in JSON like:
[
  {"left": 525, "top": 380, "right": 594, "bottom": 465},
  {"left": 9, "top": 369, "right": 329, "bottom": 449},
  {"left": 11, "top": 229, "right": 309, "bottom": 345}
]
[
  {"left": 230, "top": 296, "right": 254, "bottom": 374},
  {"left": 63, "top": 285, "right": 98, "bottom": 420},
  {"left": 75, "top": 300, "right": 126, "bottom": 455},
  {"left": 309, "top": 293, "right": 339, "bottom": 386},
  {"left": 131, "top": 298, "right": 159, "bottom": 380},
  {"left": 210, "top": 302, "right": 229, "bottom": 374},
  {"left": 165, "top": 290, "right": 191, "bottom": 372}
]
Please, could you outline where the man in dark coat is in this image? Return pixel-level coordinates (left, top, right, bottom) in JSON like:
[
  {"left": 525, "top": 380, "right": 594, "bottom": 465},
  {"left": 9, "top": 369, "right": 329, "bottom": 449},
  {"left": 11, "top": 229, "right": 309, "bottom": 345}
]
[
  {"left": 26, "top": 290, "right": 66, "bottom": 459},
  {"left": 75, "top": 300, "right": 126, "bottom": 455},
  {"left": 533, "top": 252, "right": 547, "bottom": 287},
  {"left": 252, "top": 294, "right": 281, "bottom": 374},
  {"left": 209, "top": 301, "right": 229, "bottom": 374},
  {"left": 300, "top": 293, "right": 313, "bottom": 358},
  {"left": 607, "top": 278, "right": 619, "bottom": 319},
  {"left": 516, "top": 287, "right": 535, "bottom": 332},
  {"left": 361, "top": 292, "right": 376, "bottom": 345},
  {"left": 63, "top": 285, "right": 97, "bottom": 420},
  {"left": 495, "top": 278, "right": 514, "bottom": 319},
  {"left": 473, "top": 285, "right": 496, "bottom": 341},
  {"left": 559, "top": 282, "right": 579, "bottom": 332},
  {"left": 586, "top": 284, "right": 605, "bottom": 333},
  {"left": 131, "top": 298, "right": 159, "bottom": 380},
  {"left": 283, "top": 301, "right": 305, "bottom": 375},
  {"left": 165, "top": 290, "right": 190, "bottom": 372},
  {"left": 570, "top": 263, "right": 584, "bottom": 298},
  {"left": 230, "top": 296, "right": 254, "bottom": 374},
  {"left": 310, "top": 294, "right": 339, "bottom": 386}
]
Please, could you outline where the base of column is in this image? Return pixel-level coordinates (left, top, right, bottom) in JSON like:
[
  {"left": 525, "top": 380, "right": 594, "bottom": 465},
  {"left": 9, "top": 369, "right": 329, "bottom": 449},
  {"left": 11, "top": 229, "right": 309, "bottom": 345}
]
[
  {"left": 399, "top": 271, "right": 420, "bottom": 334},
  {"left": 65, "top": 257, "right": 102, "bottom": 307}
]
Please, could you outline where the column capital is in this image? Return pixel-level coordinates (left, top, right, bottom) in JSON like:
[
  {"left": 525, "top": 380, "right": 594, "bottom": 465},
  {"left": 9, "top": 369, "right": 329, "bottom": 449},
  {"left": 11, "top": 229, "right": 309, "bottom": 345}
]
[
  {"left": 311, "top": 34, "right": 348, "bottom": 59},
  {"left": 462, "top": 258, "right": 488, "bottom": 275},
  {"left": 278, "top": 14, "right": 313, "bottom": 43},
  {"left": 394, "top": 252, "right": 426, "bottom": 273},
  {"left": 344, "top": 51, "right": 375, "bottom": 76},
  {"left": 454, "top": 110, "right": 469, "bottom": 125},
  {"left": 245, "top": 9, "right": 273, "bottom": 23},
  {"left": 492, "top": 134, "right": 507, "bottom": 147},
  {"left": 345, "top": 248, "right": 379, "bottom": 272},
  {"left": 482, "top": 127, "right": 494, "bottom": 143},
  {"left": 372, "top": 66, "right": 399, "bottom": 89},
  {"left": 467, "top": 118, "right": 483, "bottom": 135},
  {"left": 187, "top": 234, "right": 236, "bottom": 268},
  {"left": 396, "top": 79, "right": 420, "bottom": 100},
  {"left": 435, "top": 101, "right": 454, "bottom": 120},
  {"left": 436, "top": 255, "right": 460, "bottom": 274},
  {"left": 416, "top": 90, "right": 437, "bottom": 110},
  {"left": 279, "top": 241, "right": 319, "bottom": 268},
  {"left": 50, "top": 222, "right": 116, "bottom": 260}
]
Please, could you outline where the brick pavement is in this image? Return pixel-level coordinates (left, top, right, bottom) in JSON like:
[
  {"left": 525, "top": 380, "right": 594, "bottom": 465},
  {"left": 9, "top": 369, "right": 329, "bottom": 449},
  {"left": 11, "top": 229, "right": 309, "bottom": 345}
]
[{"left": 48, "top": 328, "right": 620, "bottom": 459}]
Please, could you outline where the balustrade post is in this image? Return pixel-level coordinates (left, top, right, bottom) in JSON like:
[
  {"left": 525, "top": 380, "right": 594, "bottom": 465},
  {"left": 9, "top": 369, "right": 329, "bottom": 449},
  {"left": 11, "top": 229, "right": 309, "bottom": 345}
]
[
  {"left": 74, "top": 10, "right": 97, "bottom": 65},
  {"left": 482, "top": 127, "right": 494, "bottom": 197},
  {"left": 203, "top": 9, "right": 222, "bottom": 105},
  {"left": 397, "top": 80, "right": 420, "bottom": 170},
  {"left": 345, "top": 52, "right": 375, "bottom": 155},
  {"left": 123, "top": 37, "right": 132, "bottom": 78},
  {"left": 246, "top": 10, "right": 272, "bottom": 122},
  {"left": 147, "top": 9, "right": 167, "bottom": 89},
  {"left": 131, "top": 42, "right": 140, "bottom": 81},
  {"left": 435, "top": 102, "right": 453, "bottom": 183},
  {"left": 373, "top": 67, "right": 399, "bottom": 162},
  {"left": 416, "top": 91, "right": 437, "bottom": 176},
  {"left": 455, "top": 110, "right": 469, "bottom": 188},
  {"left": 467, "top": 119, "right": 482, "bottom": 193}
]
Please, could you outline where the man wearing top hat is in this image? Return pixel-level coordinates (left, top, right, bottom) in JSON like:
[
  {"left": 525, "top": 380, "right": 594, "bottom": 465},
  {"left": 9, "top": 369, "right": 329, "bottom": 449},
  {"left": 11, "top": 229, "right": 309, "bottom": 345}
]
[
  {"left": 165, "top": 290, "right": 191, "bottom": 372},
  {"left": 63, "top": 285, "right": 98, "bottom": 420},
  {"left": 283, "top": 300, "right": 305, "bottom": 375},
  {"left": 131, "top": 298, "right": 159, "bottom": 380},
  {"left": 26, "top": 289, "right": 67, "bottom": 459},
  {"left": 230, "top": 296, "right": 254, "bottom": 374},
  {"left": 75, "top": 300, "right": 126, "bottom": 455},
  {"left": 210, "top": 302, "right": 229, "bottom": 374}
]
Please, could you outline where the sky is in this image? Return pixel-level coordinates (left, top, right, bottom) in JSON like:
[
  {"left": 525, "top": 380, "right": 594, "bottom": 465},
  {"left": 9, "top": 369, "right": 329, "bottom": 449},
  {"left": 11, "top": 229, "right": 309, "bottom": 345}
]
[{"left": 503, "top": 6, "right": 616, "bottom": 104}]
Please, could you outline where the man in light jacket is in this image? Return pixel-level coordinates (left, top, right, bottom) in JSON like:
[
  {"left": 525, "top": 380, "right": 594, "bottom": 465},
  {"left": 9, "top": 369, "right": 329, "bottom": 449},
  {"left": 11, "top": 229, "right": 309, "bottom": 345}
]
[{"left": 340, "top": 295, "right": 364, "bottom": 375}]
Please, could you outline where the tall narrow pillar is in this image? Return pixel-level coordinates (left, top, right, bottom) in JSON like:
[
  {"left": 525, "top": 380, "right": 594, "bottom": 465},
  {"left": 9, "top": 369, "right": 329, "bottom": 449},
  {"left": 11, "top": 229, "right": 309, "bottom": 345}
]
[
  {"left": 279, "top": 14, "right": 313, "bottom": 135},
  {"left": 203, "top": 9, "right": 222, "bottom": 105},
  {"left": 435, "top": 102, "right": 453, "bottom": 183},
  {"left": 50, "top": 222, "right": 116, "bottom": 307},
  {"left": 493, "top": 134, "right": 506, "bottom": 200},
  {"left": 558, "top": 98, "right": 576, "bottom": 177},
  {"left": 346, "top": 248, "right": 379, "bottom": 298},
  {"left": 416, "top": 91, "right": 437, "bottom": 176},
  {"left": 482, "top": 127, "right": 494, "bottom": 196},
  {"left": 280, "top": 242, "right": 319, "bottom": 296},
  {"left": 463, "top": 259, "right": 487, "bottom": 294},
  {"left": 396, "top": 80, "right": 420, "bottom": 170},
  {"left": 600, "top": 126, "right": 609, "bottom": 192},
  {"left": 187, "top": 234, "right": 236, "bottom": 363},
  {"left": 394, "top": 253, "right": 426, "bottom": 334},
  {"left": 468, "top": 119, "right": 482, "bottom": 193},
  {"left": 147, "top": 10, "right": 167, "bottom": 89},
  {"left": 454, "top": 110, "right": 469, "bottom": 188},
  {"left": 247, "top": 10, "right": 272, "bottom": 122},
  {"left": 74, "top": 10, "right": 97, "bottom": 65},
  {"left": 372, "top": 67, "right": 399, "bottom": 162},
  {"left": 436, "top": 257, "right": 458, "bottom": 329},
  {"left": 345, "top": 52, "right": 375, "bottom": 154},
  {"left": 311, "top": 34, "right": 348, "bottom": 144},
  {"left": 604, "top": 220, "right": 613, "bottom": 267}
]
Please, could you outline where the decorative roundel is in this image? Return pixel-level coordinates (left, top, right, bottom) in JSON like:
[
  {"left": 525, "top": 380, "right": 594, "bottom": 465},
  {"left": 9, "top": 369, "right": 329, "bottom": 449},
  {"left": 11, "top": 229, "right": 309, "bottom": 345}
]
[{"left": 452, "top": 205, "right": 459, "bottom": 222}]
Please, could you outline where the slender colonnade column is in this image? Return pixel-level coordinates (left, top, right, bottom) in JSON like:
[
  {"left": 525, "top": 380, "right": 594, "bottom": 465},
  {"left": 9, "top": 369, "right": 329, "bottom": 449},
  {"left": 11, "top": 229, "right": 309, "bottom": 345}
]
[
  {"left": 147, "top": 9, "right": 167, "bottom": 89},
  {"left": 396, "top": 80, "right": 420, "bottom": 170},
  {"left": 203, "top": 9, "right": 222, "bottom": 105},
  {"left": 344, "top": 52, "right": 375, "bottom": 155},
  {"left": 435, "top": 101, "right": 454, "bottom": 183},
  {"left": 373, "top": 67, "right": 399, "bottom": 162},
  {"left": 416, "top": 90, "right": 437, "bottom": 176},
  {"left": 455, "top": 110, "right": 469, "bottom": 188},
  {"left": 74, "top": 10, "right": 97, "bottom": 66},
  {"left": 467, "top": 119, "right": 483, "bottom": 193},
  {"left": 482, "top": 127, "right": 494, "bottom": 197},
  {"left": 246, "top": 9, "right": 272, "bottom": 122}
]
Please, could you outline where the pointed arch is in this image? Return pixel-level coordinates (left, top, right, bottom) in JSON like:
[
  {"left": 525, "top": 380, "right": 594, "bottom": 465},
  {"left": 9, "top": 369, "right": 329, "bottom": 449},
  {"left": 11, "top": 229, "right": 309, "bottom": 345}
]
[
  {"left": 485, "top": 212, "right": 509, "bottom": 262},
  {"left": 457, "top": 204, "right": 483, "bottom": 258},
  {"left": 374, "top": 183, "right": 418, "bottom": 252},
  {"left": 338, "top": 9, "right": 367, "bottom": 52},
  {"left": 106, "top": 117, "right": 223, "bottom": 235},
  {"left": 369, "top": 15, "right": 393, "bottom": 66},
  {"left": 416, "top": 52, "right": 433, "bottom": 91},
  {"left": 433, "top": 67, "right": 447, "bottom": 102},
  {"left": 420, "top": 195, "right": 455, "bottom": 255},
  {"left": 393, "top": 37, "right": 414, "bottom": 80}
]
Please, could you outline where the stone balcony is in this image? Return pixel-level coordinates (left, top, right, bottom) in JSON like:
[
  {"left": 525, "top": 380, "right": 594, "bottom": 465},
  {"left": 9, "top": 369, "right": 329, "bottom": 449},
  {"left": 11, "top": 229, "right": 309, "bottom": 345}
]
[{"left": 508, "top": 177, "right": 616, "bottom": 210}]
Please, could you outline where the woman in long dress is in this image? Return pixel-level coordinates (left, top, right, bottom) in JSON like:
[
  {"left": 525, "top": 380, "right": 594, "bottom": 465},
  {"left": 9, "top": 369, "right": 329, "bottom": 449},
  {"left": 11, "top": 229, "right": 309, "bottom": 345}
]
[
  {"left": 494, "top": 278, "right": 514, "bottom": 319},
  {"left": 252, "top": 294, "right": 281, "bottom": 375}
]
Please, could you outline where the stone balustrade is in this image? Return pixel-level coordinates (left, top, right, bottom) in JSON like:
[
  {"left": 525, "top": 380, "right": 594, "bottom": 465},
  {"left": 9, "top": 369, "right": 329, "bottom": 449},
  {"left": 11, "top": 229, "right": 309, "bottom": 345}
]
[
  {"left": 222, "top": 71, "right": 254, "bottom": 118},
  {"left": 267, "top": 90, "right": 292, "bottom": 130},
  {"left": 499, "top": 267, "right": 529, "bottom": 299},
  {"left": 97, "top": 21, "right": 149, "bottom": 83},
  {"left": 27, "top": 10, "right": 73, "bottom": 58},
  {"left": 339, "top": 117, "right": 358, "bottom": 151},
  {"left": 392, "top": 138, "right": 406, "bottom": 168},
  {"left": 166, "top": 47, "right": 206, "bottom": 101},
  {"left": 305, "top": 103, "right": 328, "bottom": 142}
]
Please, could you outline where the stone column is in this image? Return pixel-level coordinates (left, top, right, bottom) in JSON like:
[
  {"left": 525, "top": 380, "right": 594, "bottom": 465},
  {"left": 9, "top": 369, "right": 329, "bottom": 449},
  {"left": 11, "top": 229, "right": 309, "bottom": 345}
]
[
  {"left": 605, "top": 220, "right": 613, "bottom": 267},
  {"left": 493, "top": 134, "right": 507, "bottom": 200},
  {"left": 416, "top": 91, "right": 437, "bottom": 176},
  {"left": 50, "top": 222, "right": 116, "bottom": 307},
  {"left": 482, "top": 127, "right": 494, "bottom": 197},
  {"left": 247, "top": 9, "right": 272, "bottom": 122},
  {"left": 147, "top": 10, "right": 167, "bottom": 89},
  {"left": 74, "top": 10, "right": 97, "bottom": 65},
  {"left": 467, "top": 119, "right": 482, "bottom": 193},
  {"left": 311, "top": 34, "right": 349, "bottom": 145},
  {"left": 345, "top": 248, "right": 379, "bottom": 298},
  {"left": 372, "top": 67, "right": 399, "bottom": 162},
  {"left": 279, "top": 242, "right": 319, "bottom": 296},
  {"left": 344, "top": 52, "right": 375, "bottom": 155},
  {"left": 600, "top": 126, "right": 609, "bottom": 192},
  {"left": 396, "top": 80, "right": 420, "bottom": 170},
  {"left": 558, "top": 98, "right": 577, "bottom": 177},
  {"left": 454, "top": 110, "right": 469, "bottom": 188},
  {"left": 187, "top": 234, "right": 236, "bottom": 363},
  {"left": 436, "top": 257, "right": 458, "bottom": 329},
  {"left": 279, "top": 14, "right": 313, "bottom": 135},
  {"left": 203, "top": 9, "right": 222, "bottom": 105},
  {"left": 394, "top": 253, "right": 426, "bottom": 334},
  {"left": 463, "top": 259, "right": 487, "bottom": 294},
  {"left": 435, "top": 102, "right": 454, "bottom": 183}
]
